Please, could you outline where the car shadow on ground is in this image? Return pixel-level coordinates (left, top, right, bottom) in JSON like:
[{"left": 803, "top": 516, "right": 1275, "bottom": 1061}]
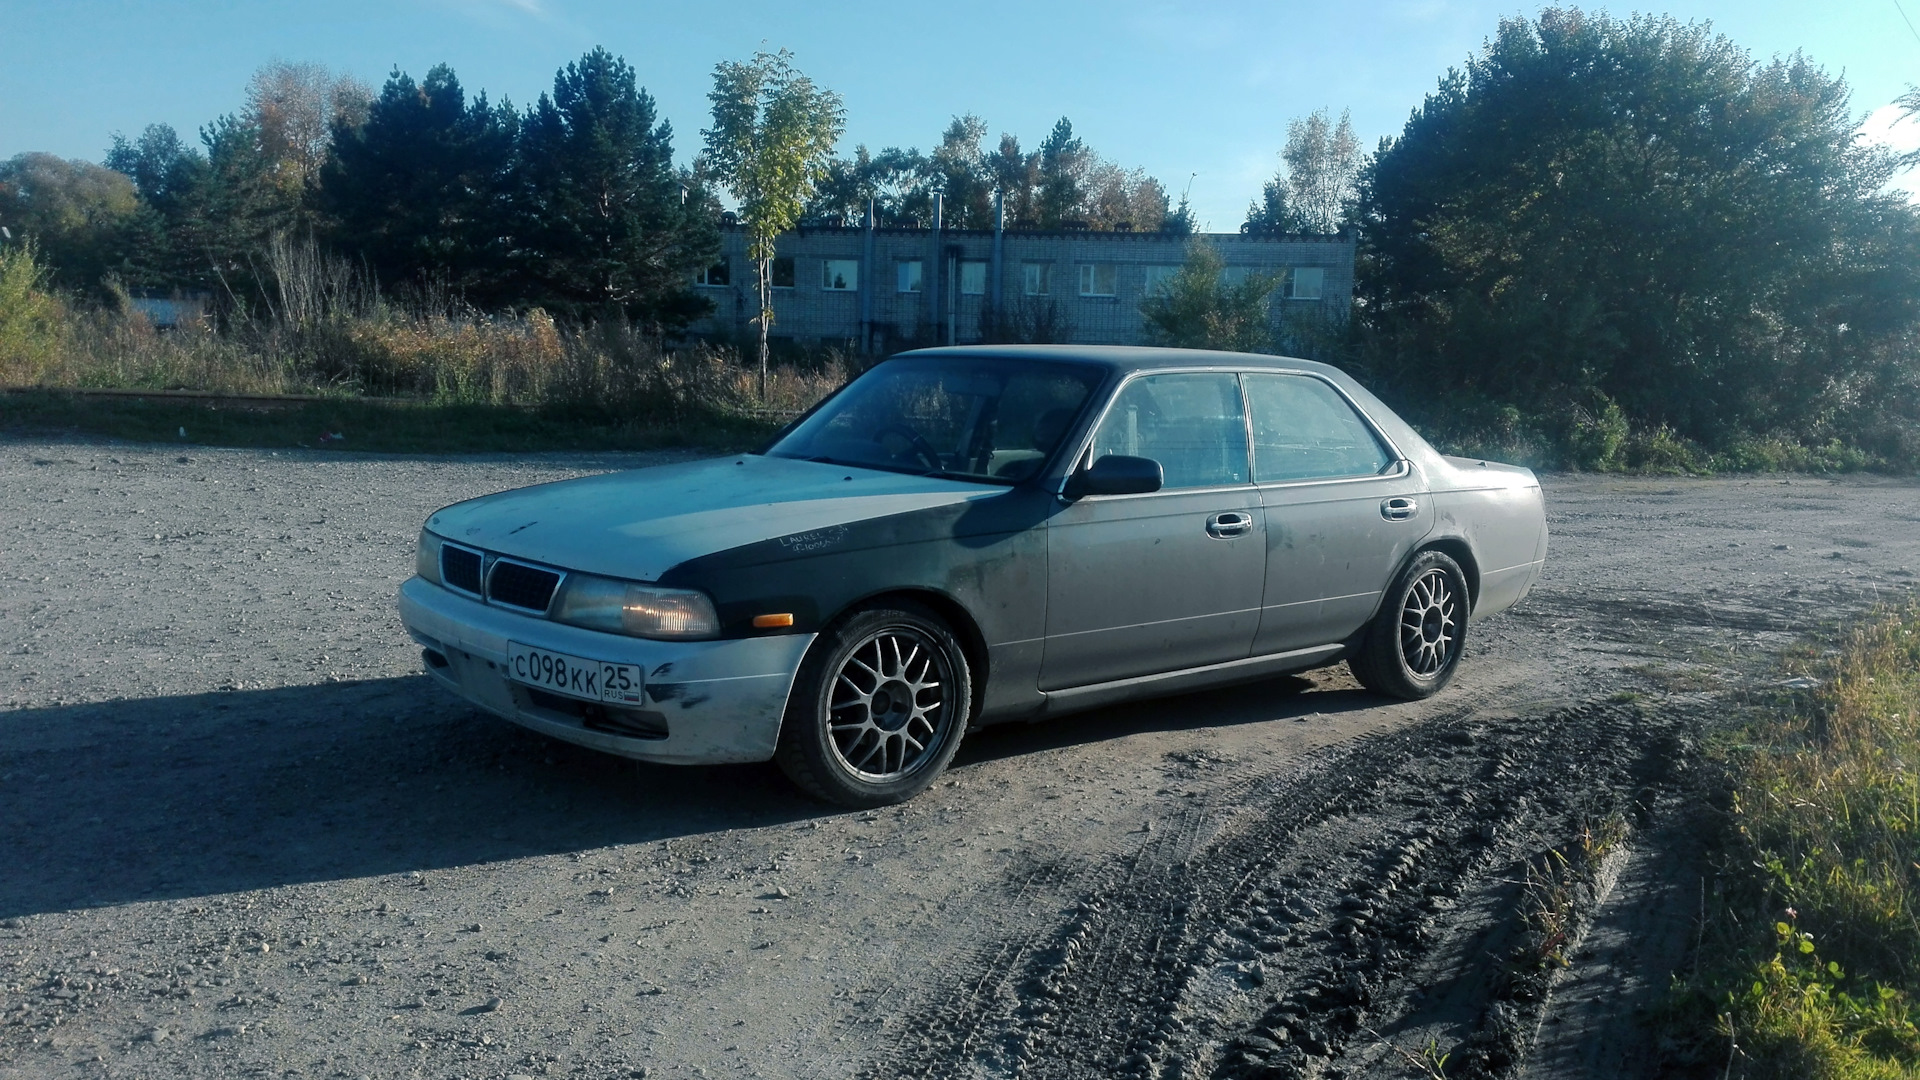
[
  {"left": 952, "top": 674, "right": 1386, "bottom": 766},
  {"left": 0, "top": 672, "right": 1388, "bottom": 918}
]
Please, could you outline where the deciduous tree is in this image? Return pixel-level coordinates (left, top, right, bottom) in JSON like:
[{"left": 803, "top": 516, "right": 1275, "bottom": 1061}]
[
  {"left": 1358, "top": 8, "right": 1920, "bottom": 453},
  {"left": 703, "top": 48, "right": 844, "bottom": 391},
  {"left": 1283, "top": 109, "right": 1361, "bottom": 234},
  {"left": 1897, "top": 85, "right": 1920, "bottom": 169},
  {"left": 245, "top": 61, "right": 372, "bottom": 200},
  {"left": 0, "top": 153, "right": 143, "bottom": 295},
  {"left": 1245, "top": 109, "right": 1359, "bottom": 234}
]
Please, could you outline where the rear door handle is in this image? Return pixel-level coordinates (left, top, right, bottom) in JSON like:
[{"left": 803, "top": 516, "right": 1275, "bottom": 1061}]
[
  {"left": 1381, "top": 497, "right": 1418, "bottom": 521},
  {"left": 1206, "top": 511, "right": 1255, "bottom": 539}
]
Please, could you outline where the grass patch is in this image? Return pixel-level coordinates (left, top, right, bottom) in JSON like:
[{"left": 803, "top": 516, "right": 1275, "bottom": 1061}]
[
  {"left": 0, "top": 239, "right": 843, "bottom": 454},
  {"left": 1668, "top": 601, "right": 1920, "bottom": 1078},
  {"left": 0, "top": 390, "right": 783, "bottom": 454}
]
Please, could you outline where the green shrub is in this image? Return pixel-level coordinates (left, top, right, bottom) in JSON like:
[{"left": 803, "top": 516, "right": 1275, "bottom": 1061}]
[
  {"left": 0, "top": 242, "right": 67, "bottom": 380},
  {"left": 1566, "top": 396, "right": 1630, "bottom": 471}
]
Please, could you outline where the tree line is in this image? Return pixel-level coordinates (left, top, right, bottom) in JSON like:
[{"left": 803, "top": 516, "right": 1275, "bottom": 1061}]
[
  {"left": 4, "top": 9, "right": 1919, "bottom": 467},
  {"left": 1, "top": 51, "right": 719, "bottom": 330},
  {"left": 0, "top": 49, "right": 1219, "bottom": 337},
  {"left": 803, "top": 115, "right": 1193, "bottom": 233}
]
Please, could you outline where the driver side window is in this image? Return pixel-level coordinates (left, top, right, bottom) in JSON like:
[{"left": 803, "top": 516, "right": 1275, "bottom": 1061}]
[{"left": 1090, "top": 373, "right": 1250, "bottom": 489}]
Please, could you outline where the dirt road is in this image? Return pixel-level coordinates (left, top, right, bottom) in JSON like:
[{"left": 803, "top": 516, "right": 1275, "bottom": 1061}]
[{"left": 2, "top": 439, "right": 1917, "bottom": 1079}]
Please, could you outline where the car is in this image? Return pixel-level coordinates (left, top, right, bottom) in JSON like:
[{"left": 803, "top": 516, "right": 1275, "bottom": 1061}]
[{"left": 397, "top": 346, "right": 1547, "bottom": 806}]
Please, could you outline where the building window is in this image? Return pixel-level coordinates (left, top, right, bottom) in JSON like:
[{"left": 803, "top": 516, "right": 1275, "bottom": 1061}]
[
  {"left": 959, "top": 260, "right": 987, "bottom": 295},
  {"left": 771, "top": 257, "right": 796, "bottom": 289},
  {"left": 1022, "top": 261, "right": 1052, "bottom": 296},
  {"left": 897, "top": 260, "right": 923, "bottom": 293},
  {"left": 696, "top": 259, "right": 730, "bottom": 287},
  {"left": 1078, "top": 263, "right": 1117, "bottom": 297},
  {"left": 1286, "top": 267, "right": 1325, "bottom": 300},
  {"left": 822, "top": 259, "right": 859, "bottom": 291},
  {"left": 1141, "top": 265, "right": 1179, "bottom": 295}
]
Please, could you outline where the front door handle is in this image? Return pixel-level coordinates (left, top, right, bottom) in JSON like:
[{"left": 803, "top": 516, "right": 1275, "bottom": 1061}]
[
  {"left": 1206, "top": 511, "right": 1255, "bottom": 539},
  {"left": 1381, "top": 497, "right": 1419, "bottom": 521}
]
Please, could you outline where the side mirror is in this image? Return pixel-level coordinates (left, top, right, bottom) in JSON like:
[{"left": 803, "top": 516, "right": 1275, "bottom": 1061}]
[{"left": 1065, "top": 455, "right": 1164, "bottom": 498}]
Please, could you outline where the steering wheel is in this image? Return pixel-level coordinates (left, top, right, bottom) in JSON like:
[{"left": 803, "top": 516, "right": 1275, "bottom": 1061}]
[{"left": 872, "top": 424, "right": 943, "bottom": 471}]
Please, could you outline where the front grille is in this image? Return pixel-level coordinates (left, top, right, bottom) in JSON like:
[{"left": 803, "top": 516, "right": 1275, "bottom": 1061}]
[
  {"left": 488, "top": 559, "right": 562, "bottom": 613},
  {"left": 441, "top": 544, "right": 484, "bottom": 595}
]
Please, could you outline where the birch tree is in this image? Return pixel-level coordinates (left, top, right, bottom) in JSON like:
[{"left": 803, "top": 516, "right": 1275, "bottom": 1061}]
[
  {"left": 702, "top": 49, "right": 843, "bottom": 392},
  {"left": 1281, "top": 108, "right": 1362, "bottom": 234}
]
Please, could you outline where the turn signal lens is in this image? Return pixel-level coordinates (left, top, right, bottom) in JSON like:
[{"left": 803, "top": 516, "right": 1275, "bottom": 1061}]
[
  {"left": 551, "top": 574, "right": 720, "bottom": 640},
  {"left": 752, "top": 613, "right": 795, "bottom": 629},
  {"left": 416, "top": 529, "right": 444, "bottom": 585}
]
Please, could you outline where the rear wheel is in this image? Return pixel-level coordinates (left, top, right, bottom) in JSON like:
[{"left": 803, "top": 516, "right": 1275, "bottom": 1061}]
[
  {"left": 775, "top": 603, "right": 971, "bottom": 807},
  {"left": 1349, "top": 549, "right": 1469, "bottom": 700}
]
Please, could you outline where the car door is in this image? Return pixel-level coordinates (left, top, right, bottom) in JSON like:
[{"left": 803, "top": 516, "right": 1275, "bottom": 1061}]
[
  {"left": 1244, "top": 372, "right": 1432, "bottom": 655},
  {"left": 1041, "top": 371, "right": 1265, "bottom": 690}
]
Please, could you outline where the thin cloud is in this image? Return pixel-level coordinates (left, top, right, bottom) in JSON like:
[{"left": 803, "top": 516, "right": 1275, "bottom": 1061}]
[
  {"left": 1859, "top": 102, "right": 1920, "bottom": 203},
  {"left": 439, "top": 0, "right": 551, "bottom": 22},
  {"left": 1861, "top": 102, "right": 1920, "bottom": 154}
]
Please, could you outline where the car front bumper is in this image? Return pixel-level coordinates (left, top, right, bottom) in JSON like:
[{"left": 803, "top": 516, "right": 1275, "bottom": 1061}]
[{"left": 396, "top": 576, "right": 815, "bottom": 764}]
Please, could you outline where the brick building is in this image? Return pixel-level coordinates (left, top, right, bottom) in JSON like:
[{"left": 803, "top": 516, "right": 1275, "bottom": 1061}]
[{"left": 686, "top": 201, "right": 1355, "bottom": 354}]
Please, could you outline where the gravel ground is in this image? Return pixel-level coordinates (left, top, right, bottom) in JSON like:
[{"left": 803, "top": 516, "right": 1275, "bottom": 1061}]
[{"left": 2, "top": 438, "right": 1919, "bottom": 1079}]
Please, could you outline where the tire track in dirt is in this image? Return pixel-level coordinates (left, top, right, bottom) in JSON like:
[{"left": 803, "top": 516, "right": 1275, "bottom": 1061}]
[{"left": 866, "top": 701, "right": 1688, "bottom": 1079}]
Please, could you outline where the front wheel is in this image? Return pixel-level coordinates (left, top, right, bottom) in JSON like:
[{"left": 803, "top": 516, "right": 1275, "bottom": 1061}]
[
  {"left": 1349, "top": 550, "right": 1469, "bottom": 700},
  {"left": 775, "top": 603, "right": 972, "bottom": 807}
]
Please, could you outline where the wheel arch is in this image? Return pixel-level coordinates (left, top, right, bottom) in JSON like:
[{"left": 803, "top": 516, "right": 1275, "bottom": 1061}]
[
  {"left": 821, "top": 587, "right": 991, "bottom": 721},
  {"left": 1417, "top": 536, "right": 1481, "bottom": 610}
]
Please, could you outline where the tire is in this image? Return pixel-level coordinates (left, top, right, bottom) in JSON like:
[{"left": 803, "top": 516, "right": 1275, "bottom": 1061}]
[
  {"left": 775, "top": 602, "right": 972, "bottom": 807},
  {"left": 1349, "top": 549, "right": 1470, "bottom": 700}
]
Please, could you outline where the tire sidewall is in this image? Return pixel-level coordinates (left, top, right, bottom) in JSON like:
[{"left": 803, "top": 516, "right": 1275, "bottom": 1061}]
[{"left": 779, "top": 604, "right": 972, "bottom": 806}]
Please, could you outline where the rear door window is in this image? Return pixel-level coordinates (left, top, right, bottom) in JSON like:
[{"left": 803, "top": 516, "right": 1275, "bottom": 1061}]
[{"left": 1244, "top": 374, "right": 1391, "bottom": 482}]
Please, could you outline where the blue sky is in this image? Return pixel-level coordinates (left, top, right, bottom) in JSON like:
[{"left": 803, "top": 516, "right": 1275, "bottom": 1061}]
[{"left": 3, "top": 0, "right": 1917, "bottom": 228}]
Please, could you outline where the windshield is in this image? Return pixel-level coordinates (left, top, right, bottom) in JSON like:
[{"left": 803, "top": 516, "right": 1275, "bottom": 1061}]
[{"left": 765, "top": 356, "right": 1104, "bottom": 483}]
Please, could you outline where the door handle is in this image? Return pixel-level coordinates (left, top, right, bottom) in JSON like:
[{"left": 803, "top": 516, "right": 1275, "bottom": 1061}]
[
  {"left": 1206, "top": 511, "right": 1254, "bottom": 539},
  {"left": 1381, "top": 497, "right": 1419, "bottom": 521}
]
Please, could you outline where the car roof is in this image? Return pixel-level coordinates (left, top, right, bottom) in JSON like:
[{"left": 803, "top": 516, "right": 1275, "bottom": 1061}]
[{"left": 893, "top": 344, "right": 1343, "bottom": 378}]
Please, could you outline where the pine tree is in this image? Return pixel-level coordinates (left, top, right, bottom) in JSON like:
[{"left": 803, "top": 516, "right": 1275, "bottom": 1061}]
[
  {"left": 514, "top": 47, "right": 716, "bottom": 327},
  {"left": 1035, "top": 117, "right": 1088, "bottom": 227},
  {"left": 319, "top": 65, "right": 518, "bottom": 300}
]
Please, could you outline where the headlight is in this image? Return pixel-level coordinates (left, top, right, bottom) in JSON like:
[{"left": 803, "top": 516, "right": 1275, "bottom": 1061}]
[
  {"left": 551, "top": 573, "right": 720, "bottom": 640},
  {"left": 416, "top": 529, "right": 444, "bottom": 585}
]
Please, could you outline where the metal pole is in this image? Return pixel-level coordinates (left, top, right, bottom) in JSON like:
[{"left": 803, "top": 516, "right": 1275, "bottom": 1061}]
[
  {"left": 928, "top": 192, "right": 943, "bottom": 335},
  {"left": 990, "top": 191, "right": 1004, "bottom": 339},
  {"left": 860, "top": 198, "right": 875, "bottom": 355}
]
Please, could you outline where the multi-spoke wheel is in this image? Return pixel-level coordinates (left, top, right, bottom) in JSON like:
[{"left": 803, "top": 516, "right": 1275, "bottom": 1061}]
[
  {"left": 776, "top": 603, "right": 972, "bottom": 806},
  {"left": 827, "top": 628, "right": 950, "bottom": 780},
  {"left": 1350, "top": 549, "right": 1470, "bottom": 700},
  {"left": 1399, "top": 568, "right": 1459, "bottom": 677}
]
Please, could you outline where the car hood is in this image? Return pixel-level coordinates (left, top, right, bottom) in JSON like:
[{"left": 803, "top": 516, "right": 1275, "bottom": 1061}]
[{"left": 425, "top": 454, "right": 1002, "bottom": 581}]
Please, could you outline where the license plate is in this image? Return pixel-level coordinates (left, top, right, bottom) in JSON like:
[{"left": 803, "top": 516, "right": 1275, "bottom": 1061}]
[{"left": 506, "top": 643, "right": 645, "bottom": 705}]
